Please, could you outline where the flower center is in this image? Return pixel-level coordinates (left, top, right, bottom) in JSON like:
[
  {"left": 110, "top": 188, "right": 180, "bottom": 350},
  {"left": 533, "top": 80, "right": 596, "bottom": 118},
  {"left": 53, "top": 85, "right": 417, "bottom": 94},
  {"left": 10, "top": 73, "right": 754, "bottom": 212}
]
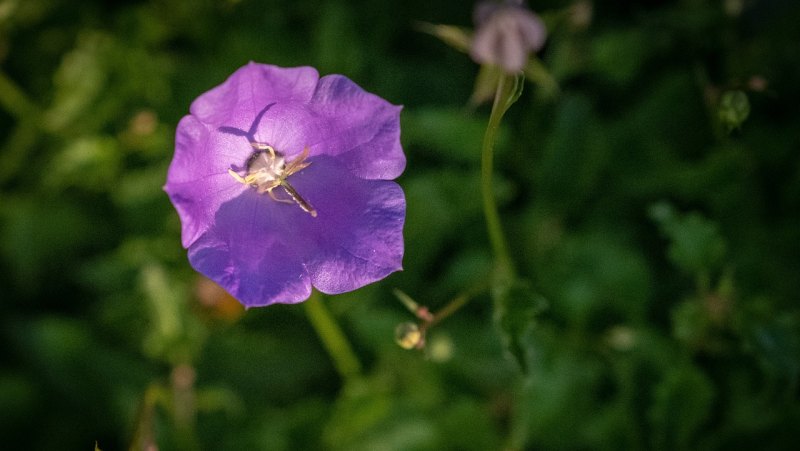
[
  {"left": 244, "top": 147, "right": 286, "bottom": 186},
  {"left": 227, "top": 142, "right": 317, "bottom": 217}
]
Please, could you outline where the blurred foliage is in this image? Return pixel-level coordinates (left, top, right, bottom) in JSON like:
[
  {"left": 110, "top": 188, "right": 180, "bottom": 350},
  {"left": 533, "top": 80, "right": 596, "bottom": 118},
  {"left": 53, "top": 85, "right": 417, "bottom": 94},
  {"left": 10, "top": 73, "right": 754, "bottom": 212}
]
[{"left": 1, "top": 0, "right": 799, "bottom": 450}]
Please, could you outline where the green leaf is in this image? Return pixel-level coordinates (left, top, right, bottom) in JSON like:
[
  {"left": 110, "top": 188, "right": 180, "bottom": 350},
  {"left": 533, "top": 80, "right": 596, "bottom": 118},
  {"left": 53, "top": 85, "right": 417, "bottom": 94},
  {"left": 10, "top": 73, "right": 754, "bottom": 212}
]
[
  {"left": 43, "top": 135, "right": 121, "bottom": 192},
  {"left": 649, "top": 202, "right": 726, "bottom": 274},
  {"left": 0, "top": 196, "right": 96, "bottom": 296},
  {"left": 537, "top": 231, "right": 652, "bottom": 326},
  {"left": 493, "top": 279, "right": 548, "bottom": 372},
  {"left": 402, "top": 107, "right": 502, "bottom": 164},
  {"left": 648, "top": 365, "right": 715, "bottom": 450},
  {"left": 671, "top": 298, "right": 712, "bottom": 345},
  {"left": 590, "top": 29, "right": 649, "bottom": 85},
  {"left": 536, "top": 94, "right": 608, "bottom": 214},
  {"left": 44, "top": 31, "right": 114, "bottom": 133}
]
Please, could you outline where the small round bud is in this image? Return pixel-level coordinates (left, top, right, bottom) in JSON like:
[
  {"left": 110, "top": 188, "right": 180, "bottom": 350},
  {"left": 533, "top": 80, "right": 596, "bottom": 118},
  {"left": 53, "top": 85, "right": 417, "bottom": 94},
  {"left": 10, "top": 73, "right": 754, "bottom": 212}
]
[
  {"left": 718, "top": 90, "right": 750, "bottom": 132},
  {"left": 395, "top": 322, "right": 424, "bottom": 350}
]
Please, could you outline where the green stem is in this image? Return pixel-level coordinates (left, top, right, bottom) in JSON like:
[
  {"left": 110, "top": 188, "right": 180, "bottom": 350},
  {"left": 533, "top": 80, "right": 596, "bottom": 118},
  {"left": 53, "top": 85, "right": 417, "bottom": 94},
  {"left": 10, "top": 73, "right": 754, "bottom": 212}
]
[
  {"left": 426, "top": 278, "right": 488, "bottom": 328},
  {"left": 426, "top": 294, "right": 469, "bottom": 328},
  {"left": 170, "top": 364, "right": 199, "bottom": 451},
  {"left": 481, "top": 73, "right": 524, "bottom": 281},
  {"left": 129, "top": 383, "right": 165, "bottom": 451},
  {"left": 304, "top": 291, "right": 362, "bottom": 381}
]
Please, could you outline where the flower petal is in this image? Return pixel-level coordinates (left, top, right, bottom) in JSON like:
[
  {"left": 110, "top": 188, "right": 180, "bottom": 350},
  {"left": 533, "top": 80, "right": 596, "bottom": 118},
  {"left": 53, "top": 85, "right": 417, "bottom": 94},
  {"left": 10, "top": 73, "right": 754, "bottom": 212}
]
[
  {"left": 287, "top": 156, "right": 405, "bottom": 293},
  {"left": 190, "top": 62, "right": 320, "bottom": 130},
  {"left": 187, "top": 192, "right": 312, "bottom": 307},
  {"left": 185, "top": 156, "right": 403, "bottom": 305},
  {"left": 470, "top": 4, "right": 547, "bottom": 73},
  {"left": 187, "top": 63, "right": 404, "bottom": 180},
  {"left": 304, "top": 75, "right": 405, "bottom": 180},
  {"left": 497, "top": 15, "right": 529, "bottom": 72},
  {"left": 516, "top": 10, "right": 547, "bottom": 52},
  {"left": 166, "top": 115, "right": 249, "bottom": 248}
]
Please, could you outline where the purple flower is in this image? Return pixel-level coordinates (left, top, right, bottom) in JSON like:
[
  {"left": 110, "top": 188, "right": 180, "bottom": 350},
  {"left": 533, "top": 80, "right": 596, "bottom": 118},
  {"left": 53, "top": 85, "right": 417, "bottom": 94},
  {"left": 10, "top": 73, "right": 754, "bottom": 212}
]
[
  {"left": 164, "top": 62, "right": 406, "bottom": 307},
  {"left": 470, "top": 0, "right": 547, "bottom": 73}
]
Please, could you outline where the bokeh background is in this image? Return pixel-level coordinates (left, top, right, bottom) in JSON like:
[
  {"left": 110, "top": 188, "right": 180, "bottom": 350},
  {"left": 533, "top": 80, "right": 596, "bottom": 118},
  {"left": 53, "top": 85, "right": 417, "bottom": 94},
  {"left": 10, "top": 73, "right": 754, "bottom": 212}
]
[{"left": 1, "top": 0, "right": 799, "bottom": 449}]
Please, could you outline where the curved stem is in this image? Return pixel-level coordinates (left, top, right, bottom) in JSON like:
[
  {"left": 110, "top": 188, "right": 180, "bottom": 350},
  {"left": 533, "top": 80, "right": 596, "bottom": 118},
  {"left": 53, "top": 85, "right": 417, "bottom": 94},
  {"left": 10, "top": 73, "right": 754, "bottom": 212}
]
[
  {"left": 481, "top": 73, "right": 524, "bottom": 282},
  {"left": 304, "top": 291, "right": 362, "bottom": 381}
]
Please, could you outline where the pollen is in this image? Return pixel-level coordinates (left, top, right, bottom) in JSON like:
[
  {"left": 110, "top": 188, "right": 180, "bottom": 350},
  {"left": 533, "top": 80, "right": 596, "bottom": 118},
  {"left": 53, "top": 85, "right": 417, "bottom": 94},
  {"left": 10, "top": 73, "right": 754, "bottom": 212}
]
[{"left": 228, "top": 143, "right": 317, "bottom": 217}]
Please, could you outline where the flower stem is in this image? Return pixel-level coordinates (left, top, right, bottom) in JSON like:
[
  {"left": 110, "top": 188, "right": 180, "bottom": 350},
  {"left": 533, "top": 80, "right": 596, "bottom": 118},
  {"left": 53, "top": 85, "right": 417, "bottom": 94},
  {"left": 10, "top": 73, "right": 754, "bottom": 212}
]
[
  {"left": 425, "top": 278, "right": 488, "bottom": 329},
  {"left": 128, "top": 383, "right": 165, "bottom": 451},
  {"left": 170, "top": 364, "right": 198, "bottom": 451},
  {"left": 481, "top": 72, "right": 524, "bottom": 282},
  {"left": 304, "top": 291, "right": 362, "bottom": 381},
  {"left": 426, "top": 293, "right": 469, "bottom": 328}
]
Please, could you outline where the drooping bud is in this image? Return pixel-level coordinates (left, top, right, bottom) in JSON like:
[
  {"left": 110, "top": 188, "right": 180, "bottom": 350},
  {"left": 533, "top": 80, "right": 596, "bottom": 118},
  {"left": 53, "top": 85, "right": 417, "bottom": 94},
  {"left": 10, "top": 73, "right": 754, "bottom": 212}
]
[{"left": 470, "top": 0, "right": 547, "bottom": 73}]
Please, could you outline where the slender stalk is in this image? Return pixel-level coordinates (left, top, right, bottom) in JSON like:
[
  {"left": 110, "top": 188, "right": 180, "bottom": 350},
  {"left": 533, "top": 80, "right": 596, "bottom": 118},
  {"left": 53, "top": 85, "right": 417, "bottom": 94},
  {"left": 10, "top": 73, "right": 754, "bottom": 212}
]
[
  {"left": 427, "top": 277, "right": 488, "bottom": 328},
  {"left": 481, "top": 73, "right": 523, "bottom": 281},
  {"left": 426, "top": 294, "right": 469, "bottom": 328},
  {"left": 304, "top": 291, "right": 362, "bottom": 380},
  {"left": 171, "top": 364, "right": 198, "bottom": 451},
  {"left": 479, "top": 71, "right": 529, "bottom": 451},
  {"left": 129, "top": 384, "right": 164, "bottom": 451}
]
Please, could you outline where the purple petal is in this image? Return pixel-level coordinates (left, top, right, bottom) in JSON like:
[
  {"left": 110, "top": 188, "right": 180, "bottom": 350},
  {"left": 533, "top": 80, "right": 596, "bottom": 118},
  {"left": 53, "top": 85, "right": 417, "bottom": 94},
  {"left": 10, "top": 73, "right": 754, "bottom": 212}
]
[
  {"left": 187, "top": 192, "right": 312, "bottom": 307},
  {"left": 304, "top": 75, "right": 405, "bottom": 180},
  {"left": 470, "top": 24, "right": 502, "bottom": 67},
  {"left": 184, "top": 156, "right": 403, "bottom": 306},
  {"left": 497, "top": 15, "right": 529, "bottom": 72},
  {"left": 470, "top": 4, "right": 547, "bottom": 73},
  {"left": 516, "top": 10, "right": 547, "bottom": 52},
  {"left": 166, "top": 115, "right": 249, "bottom": 248},
  {"left": 287, "top": 156, "right": 405, "bottom": 293},
  {"left": 190, "top": 62, "right": 320, "bottom": 131},
  {"left": 188, "top": 62, "right": 404, "bottom": 180},
  {"left": 473, "top": 1, "right": 501, "bottom": 26}
]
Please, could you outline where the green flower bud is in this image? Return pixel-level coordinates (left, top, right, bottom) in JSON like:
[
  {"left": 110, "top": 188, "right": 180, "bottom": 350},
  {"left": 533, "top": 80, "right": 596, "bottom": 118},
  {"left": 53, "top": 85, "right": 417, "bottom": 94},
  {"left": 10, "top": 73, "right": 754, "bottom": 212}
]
[{"left": 718, "top": 90, "right": 750, "bottom": 132}]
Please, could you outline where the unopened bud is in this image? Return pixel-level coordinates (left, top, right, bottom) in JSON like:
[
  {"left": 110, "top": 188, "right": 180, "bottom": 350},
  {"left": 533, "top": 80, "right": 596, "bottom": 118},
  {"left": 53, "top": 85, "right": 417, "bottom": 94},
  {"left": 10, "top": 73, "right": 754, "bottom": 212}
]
[
  {"left": 395, "top": 322, "right": 424, "bottom": 350},
  {"left": 718, "top": 90, "right": 750, "bottom": 132}
]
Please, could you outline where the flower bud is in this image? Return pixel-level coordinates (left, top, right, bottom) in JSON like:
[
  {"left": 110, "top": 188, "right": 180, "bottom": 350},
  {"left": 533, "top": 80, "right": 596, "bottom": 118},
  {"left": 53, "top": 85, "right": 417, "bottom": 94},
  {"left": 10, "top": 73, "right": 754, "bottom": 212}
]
[
  {"left": 470, "top": 0, "right": 547, "bottom": 73},
  {"left": 718, "top": 90, "right": 750, "bottom": 132},
  {"left": 395, "top": 322, "right": 424, "bottom": 350}
]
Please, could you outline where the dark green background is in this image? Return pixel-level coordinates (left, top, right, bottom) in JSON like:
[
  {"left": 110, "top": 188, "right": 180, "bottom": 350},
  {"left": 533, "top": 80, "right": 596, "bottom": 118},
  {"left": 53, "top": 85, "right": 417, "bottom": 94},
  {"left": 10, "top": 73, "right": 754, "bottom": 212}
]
[{"left": 1, "top": 0, "right": 798, "bottom": 449}]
